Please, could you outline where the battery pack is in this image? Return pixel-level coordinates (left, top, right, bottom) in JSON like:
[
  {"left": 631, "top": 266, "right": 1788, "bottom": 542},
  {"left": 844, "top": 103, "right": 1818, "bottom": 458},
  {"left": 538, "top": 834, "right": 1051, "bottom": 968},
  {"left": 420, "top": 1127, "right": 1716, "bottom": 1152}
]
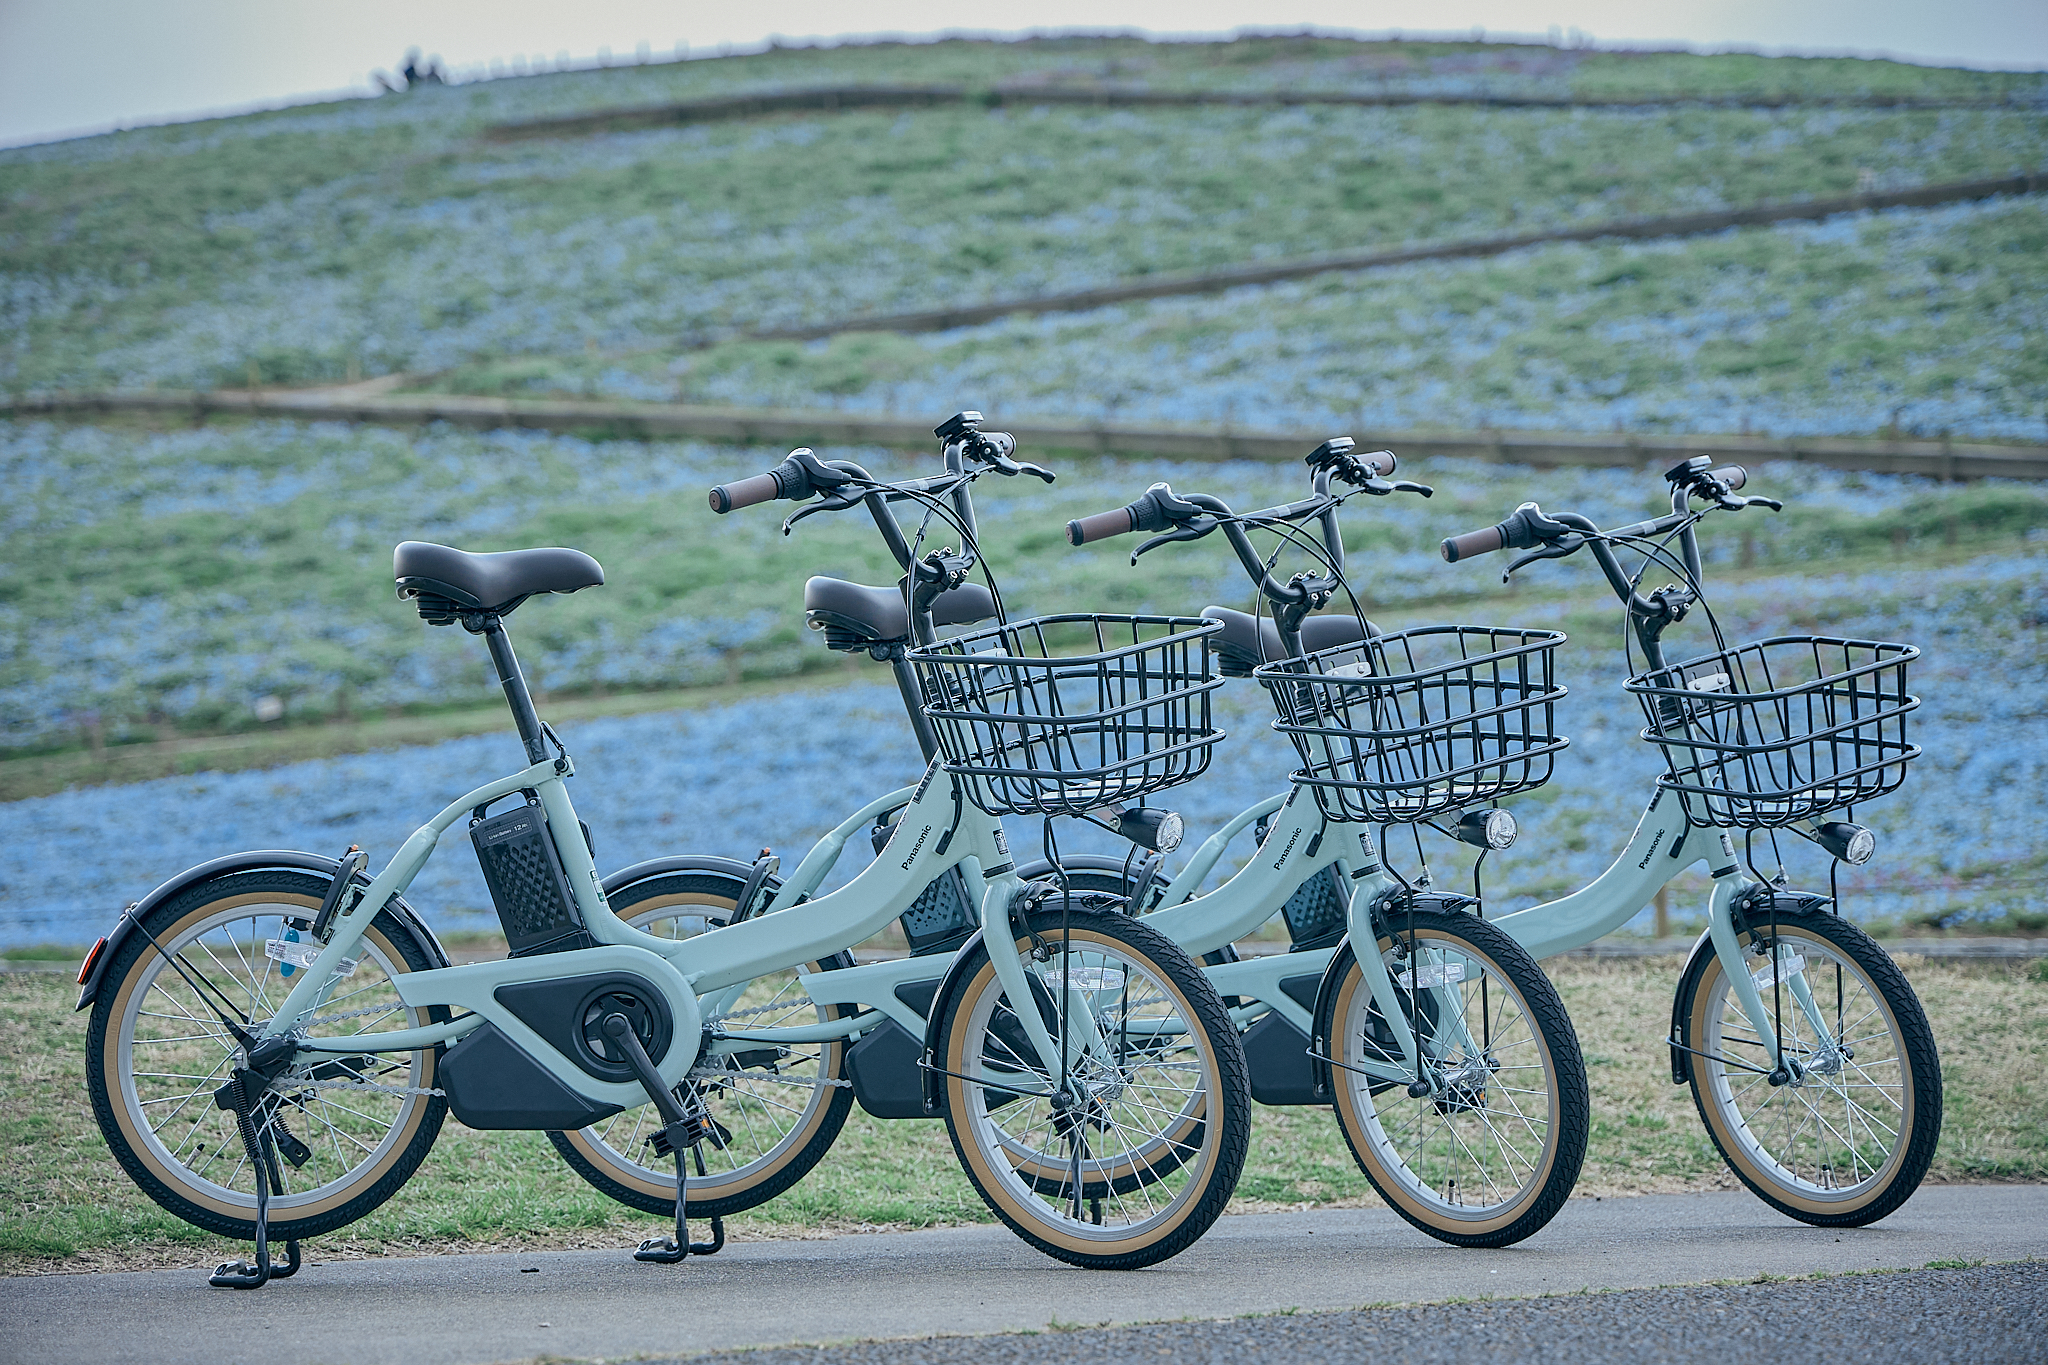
[{"left": 470, "top": 798, "right": 595, "bottom": 957}]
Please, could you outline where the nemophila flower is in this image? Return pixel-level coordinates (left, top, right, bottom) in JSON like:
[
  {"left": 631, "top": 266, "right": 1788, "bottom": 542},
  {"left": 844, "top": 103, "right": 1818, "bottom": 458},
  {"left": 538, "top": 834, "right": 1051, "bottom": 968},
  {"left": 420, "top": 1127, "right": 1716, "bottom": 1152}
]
[{"left": 0, "top": 554, "right": 2039, "bottom": 946}]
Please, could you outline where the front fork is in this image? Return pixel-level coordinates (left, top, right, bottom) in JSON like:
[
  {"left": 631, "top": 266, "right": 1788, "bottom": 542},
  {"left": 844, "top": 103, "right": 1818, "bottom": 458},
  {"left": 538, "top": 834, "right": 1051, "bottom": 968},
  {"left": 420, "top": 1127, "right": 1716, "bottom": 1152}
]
[
  {"left": 979, "top": 872, "right": 1103, "bottom": 1090},
  {"left": 1343, "top": 837, "right": 1484, "bottom": 1094},
  {"left": 1704, "top": 871, "right": 1837, "bottom": 1077}
]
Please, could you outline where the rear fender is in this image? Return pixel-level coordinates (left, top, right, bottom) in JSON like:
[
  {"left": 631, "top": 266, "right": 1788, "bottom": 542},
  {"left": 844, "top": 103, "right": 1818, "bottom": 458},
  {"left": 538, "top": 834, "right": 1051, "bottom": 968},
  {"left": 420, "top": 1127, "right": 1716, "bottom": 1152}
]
[
  {"left": 600, "top": 854, "right": 757, "bottom": 898},
  {"left": 76, "top": 850, "right": 449, "bottom": 1011}
]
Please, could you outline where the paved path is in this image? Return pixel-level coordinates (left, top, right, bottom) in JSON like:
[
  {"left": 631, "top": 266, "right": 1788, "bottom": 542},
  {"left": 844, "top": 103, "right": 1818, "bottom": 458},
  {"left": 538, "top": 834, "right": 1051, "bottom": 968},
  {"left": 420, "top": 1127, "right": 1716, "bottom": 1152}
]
[
  {"left": 664, "top": 1262, "right": 2048, "bottom": 1365},
  {"left": 6, "top": 1186, "right": 2043, "bottom": 1365}
]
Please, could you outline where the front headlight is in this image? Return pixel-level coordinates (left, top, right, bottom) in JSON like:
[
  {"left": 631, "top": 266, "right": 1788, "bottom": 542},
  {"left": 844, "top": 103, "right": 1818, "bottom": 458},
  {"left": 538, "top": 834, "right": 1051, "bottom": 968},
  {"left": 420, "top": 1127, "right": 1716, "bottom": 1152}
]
[
  {"left": 1816, "top": 821, "right": 1876, "bottom": 866},
  {"left": 1454, "top": 808, "right": 1518, "bottom": 851},
  {"left": 1116, "top": 806, "right": 1184, "bottom": 854}
]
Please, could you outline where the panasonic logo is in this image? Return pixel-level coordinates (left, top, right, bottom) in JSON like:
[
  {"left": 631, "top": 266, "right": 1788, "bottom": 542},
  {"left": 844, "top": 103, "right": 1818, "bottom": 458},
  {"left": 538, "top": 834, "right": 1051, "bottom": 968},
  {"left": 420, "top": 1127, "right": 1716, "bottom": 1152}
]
[
  {"left": 1637, "top": 828, "right": 1666, "bottom": 868},
  {"left": 900, "top": 824, "right": 933, "bottom": 870},
  {"left": 1271, "top": 827, "right": 1301, "bottom": 869}
]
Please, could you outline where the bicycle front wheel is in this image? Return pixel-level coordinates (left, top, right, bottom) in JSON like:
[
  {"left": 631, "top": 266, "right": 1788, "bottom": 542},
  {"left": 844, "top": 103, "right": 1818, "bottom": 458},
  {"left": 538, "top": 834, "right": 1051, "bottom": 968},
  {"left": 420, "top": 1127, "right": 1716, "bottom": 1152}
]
[
  {"left": 546, "top": 872, "right": 858, "bottom": 1218},
  {"left": 1677, "top": 910, "right": 1940, "bottom": 1226},
  {"left": 933, "top": 903, "right": 1249, "bottom": 1270},
  {"left": 1326, "top": 908, "right": 1588, "bottom": 1248}
]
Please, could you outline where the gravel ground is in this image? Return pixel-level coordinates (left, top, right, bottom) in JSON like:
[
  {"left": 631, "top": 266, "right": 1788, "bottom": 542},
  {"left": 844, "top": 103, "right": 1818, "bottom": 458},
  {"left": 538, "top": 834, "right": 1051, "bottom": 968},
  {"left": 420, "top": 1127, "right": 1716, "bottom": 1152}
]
[{"left": 650, "top": 1261, "right": 2047, "bottom": 1365}]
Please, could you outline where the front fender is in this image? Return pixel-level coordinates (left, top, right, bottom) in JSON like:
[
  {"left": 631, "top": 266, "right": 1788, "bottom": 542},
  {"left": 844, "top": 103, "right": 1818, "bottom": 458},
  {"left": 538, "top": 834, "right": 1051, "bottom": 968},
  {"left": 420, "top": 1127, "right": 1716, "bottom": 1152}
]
[
  {"left": 1306, "top": 938, "right": 1357, "bottom": 1102},
  {"left": 1015, "top": 853, "right": 1138, "bottom": 891},
  {"left": 76, "top": 850, "right": 449, "bottom": 1011}
]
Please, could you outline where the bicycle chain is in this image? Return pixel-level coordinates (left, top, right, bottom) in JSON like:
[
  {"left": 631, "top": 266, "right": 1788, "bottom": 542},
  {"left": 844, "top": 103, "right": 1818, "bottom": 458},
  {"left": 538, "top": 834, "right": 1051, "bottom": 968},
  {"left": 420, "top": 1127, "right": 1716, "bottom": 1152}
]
[
  {"left": 296, "top": 1000, "right": 415, "bottom": 1029},
  {"left": 688, "top": 1067, "right": 851, "bottom": 1090},
  {"left": 275, "top": 1073, "right": 446, "bottom": 1099},
  {"left": 705, "top": 996, "right": 822, "bottom": 1025}
]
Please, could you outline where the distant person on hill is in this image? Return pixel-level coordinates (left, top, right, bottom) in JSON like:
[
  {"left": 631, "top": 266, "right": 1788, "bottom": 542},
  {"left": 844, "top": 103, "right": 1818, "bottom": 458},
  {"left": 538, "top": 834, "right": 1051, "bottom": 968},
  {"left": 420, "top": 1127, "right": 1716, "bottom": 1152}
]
[{"left": 402, "top": 48, "right": 423, "bottom": 87}]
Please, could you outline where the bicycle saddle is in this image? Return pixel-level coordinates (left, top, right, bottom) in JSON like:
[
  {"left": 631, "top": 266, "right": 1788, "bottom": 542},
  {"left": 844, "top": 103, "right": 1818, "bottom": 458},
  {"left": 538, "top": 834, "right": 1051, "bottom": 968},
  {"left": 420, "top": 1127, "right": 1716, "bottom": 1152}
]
[
  {"left": 804, "top": 576, "right": 996, "bottom": 649},
  {"left": 1203, "top": 605, "right": 1379, "bottom": 677},
  {"left": 395, "top": 541, "right": 604, "bottom": 619}
]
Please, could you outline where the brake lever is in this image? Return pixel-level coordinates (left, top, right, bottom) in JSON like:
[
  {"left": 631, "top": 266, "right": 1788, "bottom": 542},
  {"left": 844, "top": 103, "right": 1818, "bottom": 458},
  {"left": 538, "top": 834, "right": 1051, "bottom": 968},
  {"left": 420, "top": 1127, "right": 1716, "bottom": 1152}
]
[
  {"left": 1351, "top": 476, "right": 1435, "bottom": 499},
  {"left": 1731, "top": 494, "right": 1783, "bottom": 512},
  {"left": 781, "top": 491, "right": 863, "bottom": 535},
  {"left": 1130, "top": 519, "right": 1217, "bottom": 564},
  {"left": 998, "top": 456, "right": 1056, "bottom": 483},
  {"left": 1503, "top": 536, "right": 1583, "bottom": 581}
]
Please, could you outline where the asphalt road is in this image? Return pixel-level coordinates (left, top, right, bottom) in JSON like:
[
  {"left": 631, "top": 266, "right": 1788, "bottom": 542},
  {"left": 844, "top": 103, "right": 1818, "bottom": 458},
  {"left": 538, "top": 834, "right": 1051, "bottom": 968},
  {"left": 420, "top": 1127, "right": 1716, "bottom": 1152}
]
[
  {"left": 661, "top": 1261, "right": 2048, "bottom": 1365},
  {"left": 6, "top": 1185, "right": 2043, "bottom": 1365}
]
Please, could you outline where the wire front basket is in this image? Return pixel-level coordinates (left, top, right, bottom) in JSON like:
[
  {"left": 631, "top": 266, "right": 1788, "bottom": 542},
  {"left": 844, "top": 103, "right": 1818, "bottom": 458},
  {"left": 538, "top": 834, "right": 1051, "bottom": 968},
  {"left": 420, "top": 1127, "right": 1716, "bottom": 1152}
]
[
  {"left": 1627, "top": 635, "right": 1920, "bottom": 830},
  {"left": 1256, "top": 625, "right": 1570, "bottom": 825},
  {"left": 908, "top": 614, "right": 1224, "bottom": 818}
]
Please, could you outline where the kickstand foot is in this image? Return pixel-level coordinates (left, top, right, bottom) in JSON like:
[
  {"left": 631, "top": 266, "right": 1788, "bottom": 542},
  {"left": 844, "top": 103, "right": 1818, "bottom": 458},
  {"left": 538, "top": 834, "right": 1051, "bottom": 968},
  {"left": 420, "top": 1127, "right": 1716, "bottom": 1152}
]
[{"left": 210, "top": 1072, "right": 304, "bottom": 1289}]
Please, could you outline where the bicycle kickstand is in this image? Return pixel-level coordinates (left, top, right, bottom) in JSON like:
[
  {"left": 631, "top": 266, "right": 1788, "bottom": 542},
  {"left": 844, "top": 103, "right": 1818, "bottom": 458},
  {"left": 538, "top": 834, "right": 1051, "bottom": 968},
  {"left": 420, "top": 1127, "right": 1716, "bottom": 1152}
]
[
  {"left": 209, "top": 1071, "right": 303, "bottom": 1289},
  {"left": 601, "top": 1015, "right": 725, "bottom": 1263}
]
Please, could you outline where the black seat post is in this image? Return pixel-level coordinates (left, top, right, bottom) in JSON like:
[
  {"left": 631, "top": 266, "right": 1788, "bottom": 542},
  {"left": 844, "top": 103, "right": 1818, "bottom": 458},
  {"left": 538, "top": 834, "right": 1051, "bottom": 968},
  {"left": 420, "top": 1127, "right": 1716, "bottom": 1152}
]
[
  {"left": 479, "top": 616, "right": 549, "bottom": 765},
  {"left": 888, "top": 651, "right": 942, "bottom": 763}
]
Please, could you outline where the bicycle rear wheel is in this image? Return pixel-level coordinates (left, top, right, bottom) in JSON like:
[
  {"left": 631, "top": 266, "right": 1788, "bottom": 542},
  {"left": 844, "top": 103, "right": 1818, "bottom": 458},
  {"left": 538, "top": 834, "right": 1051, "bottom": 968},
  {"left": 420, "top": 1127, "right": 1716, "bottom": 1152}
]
[
  {"left": 1325, "top": 907, "right": 1588, "bottom": 1248},
  {"left": 1676, "top": 911, "right": 1940, "bottom": 1226},
  {"left": 84, "top": 870, "right": 448, "bottom": 1241},
  {"left": 932, "top": 903, "right": 1249, "bottom": 1270},
  {"left": 546, "top": 872, "right": 858, "bottom": 1218}
]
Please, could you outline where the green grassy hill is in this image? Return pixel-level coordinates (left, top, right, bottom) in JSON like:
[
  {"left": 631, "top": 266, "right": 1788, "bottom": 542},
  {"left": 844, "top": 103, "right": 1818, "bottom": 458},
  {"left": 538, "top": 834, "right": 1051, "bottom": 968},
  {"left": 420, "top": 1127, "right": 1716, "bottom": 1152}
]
[
  {"left": 4, "top": 35, "right": 2043, "bottom": 433},
  {"left": 3, "top": 35, "right": 2045, "bottom": 754}
]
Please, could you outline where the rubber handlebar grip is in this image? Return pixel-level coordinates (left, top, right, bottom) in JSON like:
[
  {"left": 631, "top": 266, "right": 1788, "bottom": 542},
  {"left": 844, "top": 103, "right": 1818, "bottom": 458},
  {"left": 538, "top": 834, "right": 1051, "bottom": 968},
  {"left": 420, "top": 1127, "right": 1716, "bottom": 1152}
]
[
  {"left": 1710, "top": 465, "right": 1747, "bottom": 491},
  {"left": 1066, "top": 508, "right": 1137, "bottom": 546},
  {"left": 1360, "top": 449, "right": 1397, "bottom": 477},
  {"left": 709, "top": 472, "right": 783, "bottom": 514},
  {"left": 1440, "top": 525, "right": 1507, "bottom": 563}
]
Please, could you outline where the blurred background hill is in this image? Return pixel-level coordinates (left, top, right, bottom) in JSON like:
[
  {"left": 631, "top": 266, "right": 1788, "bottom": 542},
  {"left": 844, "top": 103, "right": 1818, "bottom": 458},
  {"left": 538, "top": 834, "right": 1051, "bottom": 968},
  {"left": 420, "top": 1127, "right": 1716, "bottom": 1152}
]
[{"left": 2, "top": 34, "right": 2045, "bottom": 936}]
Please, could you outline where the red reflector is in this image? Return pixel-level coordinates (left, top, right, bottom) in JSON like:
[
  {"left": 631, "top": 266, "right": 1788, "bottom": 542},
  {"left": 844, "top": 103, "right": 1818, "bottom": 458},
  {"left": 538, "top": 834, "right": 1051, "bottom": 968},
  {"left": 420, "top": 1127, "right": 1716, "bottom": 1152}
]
[{"left": 78, "top": 937, "right": 107, "bottom": 986}]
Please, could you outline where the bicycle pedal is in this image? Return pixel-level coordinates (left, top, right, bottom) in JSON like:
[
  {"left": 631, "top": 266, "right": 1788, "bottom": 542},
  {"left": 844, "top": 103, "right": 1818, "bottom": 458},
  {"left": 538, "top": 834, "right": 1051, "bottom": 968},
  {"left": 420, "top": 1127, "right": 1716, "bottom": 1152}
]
[{"left": 645, "top": 1117, "right": 701, "bottom": 1159}]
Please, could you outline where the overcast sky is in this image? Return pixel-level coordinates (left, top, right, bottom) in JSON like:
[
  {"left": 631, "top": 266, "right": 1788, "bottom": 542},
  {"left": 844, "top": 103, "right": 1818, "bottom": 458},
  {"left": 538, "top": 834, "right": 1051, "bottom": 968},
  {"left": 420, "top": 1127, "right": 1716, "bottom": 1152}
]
[{"left": 3, "top": 0, "right": 2045, "bottom": 149}]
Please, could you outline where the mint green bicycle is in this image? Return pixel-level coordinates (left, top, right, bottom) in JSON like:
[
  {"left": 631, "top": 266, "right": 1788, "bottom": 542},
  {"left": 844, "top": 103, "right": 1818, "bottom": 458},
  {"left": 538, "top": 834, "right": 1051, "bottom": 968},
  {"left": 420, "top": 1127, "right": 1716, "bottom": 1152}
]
[
  {"left": 1060, "top": 446, "right": 1590, "bottom": 1248},
  {"left": 1436, "top": 458, "right": 1939, "bottom": 1225},
  {"left": 586, "top": 424, "right": 1589, "bottom": 1251},
  {"left": 78, "top": 436, "right": 1252, "bottom": 1283}
]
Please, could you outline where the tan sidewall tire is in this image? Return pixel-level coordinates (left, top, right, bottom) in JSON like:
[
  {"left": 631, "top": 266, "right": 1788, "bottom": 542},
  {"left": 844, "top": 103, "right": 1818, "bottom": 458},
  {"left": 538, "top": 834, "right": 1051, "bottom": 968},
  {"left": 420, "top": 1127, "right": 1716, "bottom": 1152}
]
[
  {"left": 1687, "top": 922, "right": 1915, "bottom": 1218},
  {"left": 943, "top": 926, "right": 1227, "bottom": 1261},
  {"left": 91, "top": 887, "right": 442, "bottom": 1236},
  {"left": 1330, "top": 930, "right": 1564, "bottom": 1240}
]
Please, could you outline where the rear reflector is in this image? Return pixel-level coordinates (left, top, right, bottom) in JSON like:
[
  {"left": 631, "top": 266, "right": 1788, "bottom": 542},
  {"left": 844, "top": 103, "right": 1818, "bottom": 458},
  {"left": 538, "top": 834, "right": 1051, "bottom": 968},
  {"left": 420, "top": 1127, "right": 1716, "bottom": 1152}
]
[{"left": 78, "top": 937, "right": 107, "bottom": 986}]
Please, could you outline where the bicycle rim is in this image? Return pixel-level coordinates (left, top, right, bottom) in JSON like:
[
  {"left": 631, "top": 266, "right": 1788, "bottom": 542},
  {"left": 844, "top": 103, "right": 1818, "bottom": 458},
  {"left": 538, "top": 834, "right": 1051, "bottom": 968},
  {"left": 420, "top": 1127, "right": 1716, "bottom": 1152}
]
[
  {"left": 1691, "top": 923, "right": 1918, "bottom": 1210},
  {"left": 945, "top": 923, "right": 1231, "bottom": 1261},
  {"left": 99, "top": 889, "right": 439, "bottom": 1228},
  {"left": 1331, "top": 920, "right": 1573, "bottom": 1240}
]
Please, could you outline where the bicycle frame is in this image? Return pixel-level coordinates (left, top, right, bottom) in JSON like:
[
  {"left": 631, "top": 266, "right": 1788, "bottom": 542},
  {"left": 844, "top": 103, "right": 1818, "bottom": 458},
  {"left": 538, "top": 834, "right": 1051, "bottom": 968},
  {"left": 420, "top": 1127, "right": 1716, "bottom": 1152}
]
[
  {"left": 1489, "top": 784, "right": 1828, "bottom": 1071},
  {"left": 252, "top": 747, "right": 1099, "bottom": 1110}
]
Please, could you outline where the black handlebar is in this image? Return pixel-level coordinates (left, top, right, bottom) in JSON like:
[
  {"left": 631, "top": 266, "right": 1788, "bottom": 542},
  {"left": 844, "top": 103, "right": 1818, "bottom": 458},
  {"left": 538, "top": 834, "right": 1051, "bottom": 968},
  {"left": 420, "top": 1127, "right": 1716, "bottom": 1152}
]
[
  {"left": 709, "top": 450, "right": 828, "bottom": 513},
  {"left": 1066, "top": 486, "right": 1189, "bottom": 545}
]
